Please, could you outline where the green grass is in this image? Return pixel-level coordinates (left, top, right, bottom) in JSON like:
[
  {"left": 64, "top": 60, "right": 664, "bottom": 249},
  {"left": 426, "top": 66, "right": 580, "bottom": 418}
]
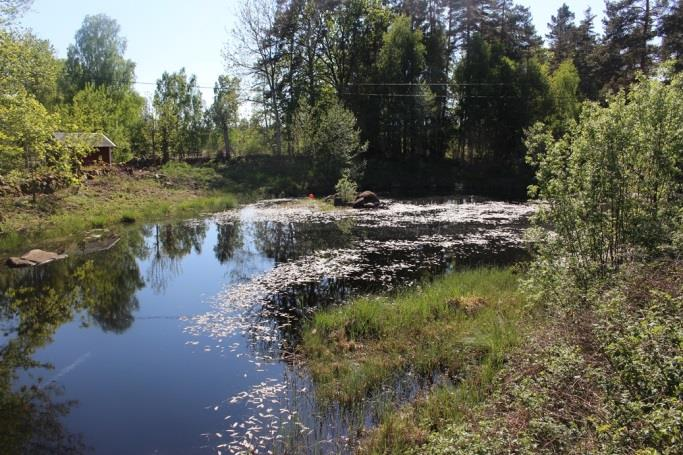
[
  {"left": 0, "top": 173, "right": 238, "bottom": 253},
  {"left": 160, "top": 161, "right": 226, "bottom": 188},
  {"left": 301, "top": 267, "right": 525, "bottom": 408},
  {"left": 300, "top": 267, "right": 528, "bottom": 452}
]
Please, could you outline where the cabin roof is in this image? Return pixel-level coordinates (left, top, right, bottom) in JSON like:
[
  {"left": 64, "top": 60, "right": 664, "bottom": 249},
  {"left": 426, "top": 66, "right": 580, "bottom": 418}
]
[{"left": 54, "top": 132, "right": 117, "bottom": 148}]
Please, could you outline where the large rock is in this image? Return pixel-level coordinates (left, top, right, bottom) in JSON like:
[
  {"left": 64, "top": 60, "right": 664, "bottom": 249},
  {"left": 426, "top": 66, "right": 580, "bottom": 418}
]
[
  {"left": 6, "top": 249, "right": 68, "bottom": 268},
  {"left": 352, "top": 191, "right": 380, "bottom": 209}
]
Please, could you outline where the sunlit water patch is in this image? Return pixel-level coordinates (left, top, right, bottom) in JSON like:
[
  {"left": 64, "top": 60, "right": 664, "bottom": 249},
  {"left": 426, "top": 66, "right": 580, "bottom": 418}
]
[{"left": 0, "top": 198, "right": 533, "bottom": 454}]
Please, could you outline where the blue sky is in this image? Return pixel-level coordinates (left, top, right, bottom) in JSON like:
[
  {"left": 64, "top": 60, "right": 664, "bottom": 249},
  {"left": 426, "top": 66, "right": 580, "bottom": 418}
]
[{"left": 20, "top": 0, "right": 605, "bottom": 104}]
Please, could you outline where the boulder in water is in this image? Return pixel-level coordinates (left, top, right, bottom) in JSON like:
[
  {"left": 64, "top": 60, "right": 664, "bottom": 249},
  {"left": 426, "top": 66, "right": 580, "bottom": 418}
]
[{"left": 352, "top": 191, "right": 380, "bottom": 209}]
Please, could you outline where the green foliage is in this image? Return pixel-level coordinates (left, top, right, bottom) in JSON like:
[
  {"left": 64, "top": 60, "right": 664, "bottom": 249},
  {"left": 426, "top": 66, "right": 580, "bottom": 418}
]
[
  {"left": 293, "top": 98, "right": 366, "bottom": 192},
  {"left": 211, "top": 75, "right": 240, "bottom": 160},
  {"left": 547, "top": 4, "right": 577, "bottom": 69},
  {"left": 61, "top": 14, "right": 136, "bottom": 100},
  {"left": 395, "top": 262, "right": 682, "bottom": 455},
  {"left": 0, "top": 0, "right": 32, "bottom": 26},
  {"left": 374, "top": 14, "right": 434, "bottom": 158},
  {"left": 526, "top": 73, "right": 683, "bottom": 283},
  {"left": 334, "top": 169, "right": 357, "bottom": 203},
  {"left": 549, "top": 59, "right": 581, "bottom": 134},
  {"left": 377, "top": 15, "right": 426, "bottom": 82},
  {"left": 454, "top": 34, "right": 552, "bottom": 165},
  {"left": 595, "top": 262, "right": 683, "bottom": 454},
  {"left": 0, "top": 28, "right": 61, "bottom": 106},
  {"left": 232, "top": 116, "right": 271, "bottom": 156},
  {"left": 153, "top": 68, "right": 206, "bottom": 161},
  {"left": 660, "top": 1, "right": 683, "bottom": 72},
  {"left": 600, "top": 0, "right": 658, "bottom": 93},
  {"left": 0, "top": 91, "right": 88, "bottom": 190},
  {"left": 68, "top": 84, "right": 144, "bottom": 161},
  {"left": 418, "top": 343, "right": 602, "bottom": 455}
]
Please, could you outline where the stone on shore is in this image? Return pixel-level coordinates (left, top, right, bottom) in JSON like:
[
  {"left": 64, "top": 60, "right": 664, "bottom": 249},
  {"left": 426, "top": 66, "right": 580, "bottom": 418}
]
[{"left": 6, "top": 249, "right": 68, "bottom": 268}]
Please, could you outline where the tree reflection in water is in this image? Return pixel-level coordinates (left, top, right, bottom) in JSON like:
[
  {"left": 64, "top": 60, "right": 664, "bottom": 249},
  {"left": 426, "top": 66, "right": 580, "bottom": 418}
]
[
  {"left": 0, "top": 220, "right": 218, "bottom": 453},
  {"left": 252, "top": 219, "right": 354, "bottom": 263},
  {"left": 214, "top": 220, "right": 242, "bottom": 264},
  {"left": 0, "top": 229, "right": 149, "bottom": 453},
  {"left": 144, "top": 221, "right": 209, "bottom": 293}
]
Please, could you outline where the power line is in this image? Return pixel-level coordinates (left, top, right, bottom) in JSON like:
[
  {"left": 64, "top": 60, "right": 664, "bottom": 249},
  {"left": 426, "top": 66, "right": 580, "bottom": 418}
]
[
  {"left": 341, "top": 92, "right": 580, "bottom": 100},
  {"left": 90, "top": 79, "right": 540, "bottom": 91},
  {"left": 85, "top": 79, "right": 580, "bottom": 101},
  {"left": 351, "top": 82, "right": 519, "bottom": 86}
]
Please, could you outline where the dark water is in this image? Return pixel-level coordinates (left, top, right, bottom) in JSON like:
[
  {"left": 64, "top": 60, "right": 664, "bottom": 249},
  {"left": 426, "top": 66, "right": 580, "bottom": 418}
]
[{"left": 0, "top": 198, "right": 534, "bottom": 454}]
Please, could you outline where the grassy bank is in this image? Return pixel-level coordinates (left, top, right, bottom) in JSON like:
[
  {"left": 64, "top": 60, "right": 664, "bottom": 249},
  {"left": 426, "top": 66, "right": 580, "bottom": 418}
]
[
  {"left": 301, "top": 260, "right": 682, "bottom": 454},
  {"left": 300, "top": 268, "right": 528, "bottom": 447},
  {"left": 0, "top": 166, "right": 238, "bottom": 253}
]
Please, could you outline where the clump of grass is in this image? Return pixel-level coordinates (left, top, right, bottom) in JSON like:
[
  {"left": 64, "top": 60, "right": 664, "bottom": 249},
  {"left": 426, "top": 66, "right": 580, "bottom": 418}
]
[{"left": 301, "top": 267, "right": 524, "bottom": 409}]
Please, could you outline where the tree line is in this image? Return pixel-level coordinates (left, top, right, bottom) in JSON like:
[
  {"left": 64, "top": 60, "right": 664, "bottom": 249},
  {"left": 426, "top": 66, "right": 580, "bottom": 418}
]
[{"left": 1, "top": 0, "right": 683, "bottom": 193}]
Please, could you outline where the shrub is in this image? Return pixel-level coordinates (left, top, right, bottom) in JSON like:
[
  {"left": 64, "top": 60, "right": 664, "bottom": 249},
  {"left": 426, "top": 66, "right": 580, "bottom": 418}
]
[
  {"left": 334, "top": 169, "right": 357, "bottom": 203},
  {"left": 595, "top": 262, "right": 683, "bottom": 454},
  {"left": 293, "top": 98, "right": 367, "bottom": 193},
  {"left": 526, "top": 71, "right": 683, "bottom": 284}
]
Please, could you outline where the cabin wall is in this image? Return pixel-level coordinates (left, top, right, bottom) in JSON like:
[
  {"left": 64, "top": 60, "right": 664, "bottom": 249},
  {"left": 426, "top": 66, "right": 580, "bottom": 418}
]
[{"left": 83, "top": 147, "right": 113, "bottom": 165}]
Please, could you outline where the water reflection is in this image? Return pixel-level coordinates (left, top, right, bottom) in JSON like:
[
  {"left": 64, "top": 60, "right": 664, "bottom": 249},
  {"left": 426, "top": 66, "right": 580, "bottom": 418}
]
[
  {"left": 214, "top": 221, "right": 242, "bottom": 264},
  {"left": 0, "top": 198, "right": 535, "bottom": 454},
  {"left": 144, "top": 221, "right": 209, "bottom": 293},
  {"left": 252, "top": 220, "right": 353, "bottom": 263},
  {"left": 0, "top": 381, "right": 86, "bottom": 454},
  {"left": 0, "top": 241, "right": 146, "bottom": 453}
]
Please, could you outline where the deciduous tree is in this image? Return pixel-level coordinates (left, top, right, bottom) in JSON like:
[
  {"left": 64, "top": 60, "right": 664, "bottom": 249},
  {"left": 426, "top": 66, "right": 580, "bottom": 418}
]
[
  {"left": 62, "top": 14, "right": 136, "bottom": 100},
  {"left": 211, "top": 75, "right": 240, "bottom": 160}
]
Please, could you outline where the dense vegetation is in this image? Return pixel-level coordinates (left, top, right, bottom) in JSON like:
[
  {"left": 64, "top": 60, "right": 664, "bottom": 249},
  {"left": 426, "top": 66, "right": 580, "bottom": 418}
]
[
  {"left": 299, "top": 62, "right": 682, "bottom": 454},
  {"left": 3, "top": 0, "right": 683, "bottom": 198}
]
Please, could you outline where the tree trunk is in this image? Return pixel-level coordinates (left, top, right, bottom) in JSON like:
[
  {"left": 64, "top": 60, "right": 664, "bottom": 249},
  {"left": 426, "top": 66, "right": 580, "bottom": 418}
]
[
  {"left": 641, "top": 0, "right": 651, "bottom": 73},
  {"left": 222, "top": 123, "right": 230, "bottom": 161},
  {"left": 273, "top": 97, "right": 282, "bottom": 156},
  {"left": 161, "top": 129, "right": 169, "bottom": 163}
]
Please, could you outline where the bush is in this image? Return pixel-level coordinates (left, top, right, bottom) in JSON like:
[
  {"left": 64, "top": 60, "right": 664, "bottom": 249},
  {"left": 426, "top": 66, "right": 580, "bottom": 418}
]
[
  {"left": 419, "top": 343, "right": 602, "bottom": 455},
  {"left": 595, "top": 262, "right": 683, "bottom": 454},
  {"left": 293, "top": 98, "right": 367, "bottom": 193},
  {"left": 334, "top": 169, "right": 357, "bottom": 203},
  {"left": 526, "top": 71, "right": 683, "bottom": 283}
]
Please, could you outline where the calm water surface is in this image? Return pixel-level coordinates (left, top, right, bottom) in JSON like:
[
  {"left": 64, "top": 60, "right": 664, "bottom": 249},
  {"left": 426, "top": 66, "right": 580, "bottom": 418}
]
[{"left": 0, "top": 198, "right": 534, "bottom": 454}]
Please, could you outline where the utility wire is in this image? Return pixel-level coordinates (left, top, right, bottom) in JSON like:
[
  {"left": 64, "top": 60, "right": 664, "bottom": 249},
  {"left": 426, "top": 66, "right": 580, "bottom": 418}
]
[
  {"left": 351, "top": 82, "right": 521, "bottom": 86},
  {"left": 88, "top": 79, "right": 580, "bottom": 101},
  {"left": 89, "top": 79, "right": 542, "bottom": 91}
]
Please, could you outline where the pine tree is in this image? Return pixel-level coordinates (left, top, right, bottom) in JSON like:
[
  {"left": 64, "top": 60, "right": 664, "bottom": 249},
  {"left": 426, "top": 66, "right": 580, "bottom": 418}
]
[
  {"left": 574, "top": 8, "right": 600, "bottom": 99},
  {"left": 601, "top": 0, "right": 658, "bottom": 92},
  {"left": 659, "top": 0, "right": 683, "bottom": 71},
  {"left": 547, "top": 3, "right": 577, "bottom": 70}
]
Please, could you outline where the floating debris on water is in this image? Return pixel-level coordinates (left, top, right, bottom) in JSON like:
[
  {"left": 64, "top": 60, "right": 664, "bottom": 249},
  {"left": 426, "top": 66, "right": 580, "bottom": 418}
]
[{"left": 184, "top": 198, "right": 535, "bottom": 454}]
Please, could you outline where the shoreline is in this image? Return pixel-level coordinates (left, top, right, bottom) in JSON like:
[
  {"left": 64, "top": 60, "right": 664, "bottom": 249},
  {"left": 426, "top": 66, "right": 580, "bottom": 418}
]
[{"left": 0, "top": 172, "right": 239, "bottom": 255}]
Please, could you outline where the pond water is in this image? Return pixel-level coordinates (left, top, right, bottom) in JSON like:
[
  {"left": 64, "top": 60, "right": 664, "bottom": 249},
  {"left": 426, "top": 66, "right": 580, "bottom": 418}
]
[{"left": 0, "top": 198, "right": 534, "bottom": 454}]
